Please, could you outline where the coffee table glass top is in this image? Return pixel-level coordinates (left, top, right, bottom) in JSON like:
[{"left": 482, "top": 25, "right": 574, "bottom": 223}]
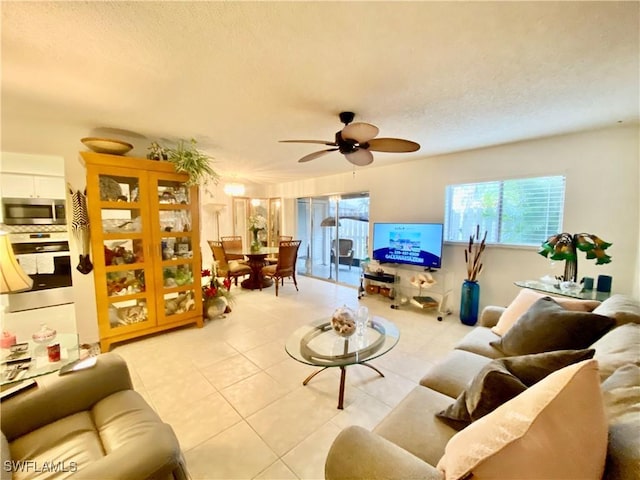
[
  {"left": 1, "top": 333, "right": 79, "bottom": 386},
  {"left": 285, "top": 316, "right": 399, "bottom": 368}
]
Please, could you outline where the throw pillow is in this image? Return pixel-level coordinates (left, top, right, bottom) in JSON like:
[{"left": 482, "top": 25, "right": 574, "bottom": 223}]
[
  {"left": 490, "top": 296, "right": 615, "bottom": 356},
  {"left": 491, "top": 288, "right": 600, "bottom": 336},
  {"left": 437, "top": 359, "right": 608, "bottom": 480},
  {"left": 436, "top": 348, "right": 595, "bottom": 430},
  {"left": 592, "top": 294, "right": 640, "bottom": 327}
]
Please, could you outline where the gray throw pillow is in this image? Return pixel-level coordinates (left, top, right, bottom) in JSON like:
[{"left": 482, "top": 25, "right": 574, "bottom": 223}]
[
  {"left": 489, "top": 296, "right": 615, "bottom": 356},
  {"left": 436, "top": 348, "right": 595, "bottom": 430}
]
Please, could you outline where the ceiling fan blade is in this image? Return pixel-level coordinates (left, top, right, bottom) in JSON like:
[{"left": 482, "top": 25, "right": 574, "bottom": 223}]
[
  {"left": 298, "top": 148, "right": 338, "bottom": 163},
  {"left": 341, "top": 122, "right": 379, "bottom": 143},
  {"left": 345, "top": 149, "right": 374, "bottom": 166},
  {"left": 367, "top": 138, "right": 420, "bottom": 153},
  {"left": 280, "top": 140, "right": 337, "bottom": 146}
]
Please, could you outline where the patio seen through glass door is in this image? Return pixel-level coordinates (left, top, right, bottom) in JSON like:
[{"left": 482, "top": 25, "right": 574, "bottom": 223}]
[{"left": 296, "top": 193, "right": 369, "bottom": 287}]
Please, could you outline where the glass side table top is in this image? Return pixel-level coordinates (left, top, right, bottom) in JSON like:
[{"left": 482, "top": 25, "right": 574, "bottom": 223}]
[
  {"left": 285, "top": 316, "right": 400, "bottom": 368},
  {"left": 1, "top": 333, "right": 79, "bottom": 386},
  {"left": 514, "top": 280, "right": 611, "bottom": 301}
]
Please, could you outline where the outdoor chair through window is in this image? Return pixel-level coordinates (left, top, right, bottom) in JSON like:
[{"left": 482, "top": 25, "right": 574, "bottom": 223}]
[{"left": 331, "top": 238, "right": 355, "bottom": 270}]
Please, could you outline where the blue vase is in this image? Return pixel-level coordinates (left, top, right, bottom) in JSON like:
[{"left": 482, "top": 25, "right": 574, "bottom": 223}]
[{"left": 460, "top": 280, "right": 480, "bottom": 326}]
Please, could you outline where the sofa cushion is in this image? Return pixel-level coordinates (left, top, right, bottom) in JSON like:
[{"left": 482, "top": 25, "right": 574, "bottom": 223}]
[
  {"left": 601, "top": 364, "right": 640, "bottom": 480},
  {"left": 489, "top": 296, "right": 615, "bottom": 355},
  {"left": 592, "top": 294, "right": 640, "bottom": 327},
  {"left": 436, "top": 349, "right": 595, "bottom": 430},
  {"left": 437, "top": 360, "right": 607, "bottom": 480},
  {"left": 491, "top": 288, "right": 600, "bottom": 336},
  {"left": 420, "top": 350, "right": 493, "bottom": 398},
  {"left": 374, "top": 386, "right": 457, "bottom": 468},
  {"left": 9, "top": 411, "right": 105, "bottom": 479},
  {"left": 1, "top": 431, "right": 11, "bottom": 480},
  {"left": 592, "top": 323, "right": 640, "bottom": 381},
  {"left": 453, "top": 327, "right": 503, "bottom": 359}
]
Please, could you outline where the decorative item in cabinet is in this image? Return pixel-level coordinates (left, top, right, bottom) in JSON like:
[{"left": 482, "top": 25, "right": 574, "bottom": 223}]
[{"left": 81, "top": 151, "right": 203, "bottom": 352}]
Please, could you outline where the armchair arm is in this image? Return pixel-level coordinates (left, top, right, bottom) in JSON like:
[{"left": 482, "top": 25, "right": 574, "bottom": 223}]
[
  {"left": 478, "top": 306, "right": 506, "bottom": 328},
  {"left": 325, "top": 426, "right": 444, "bottom": 480},
  {"left": 1, "top": 353, "right": 133, "bottom": 440}
]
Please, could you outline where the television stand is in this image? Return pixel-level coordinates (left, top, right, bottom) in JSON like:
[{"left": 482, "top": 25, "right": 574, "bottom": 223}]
[{"left": 360, "top": 263, "right": 452, "bottom": 320}]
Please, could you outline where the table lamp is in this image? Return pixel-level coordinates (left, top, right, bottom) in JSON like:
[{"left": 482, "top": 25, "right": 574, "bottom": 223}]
[
  {"left": 0, "top": 230, "right": 33, "bottom": 294},
  {"left": 1, "top": 231, "right": 34, "bottom": 348}
]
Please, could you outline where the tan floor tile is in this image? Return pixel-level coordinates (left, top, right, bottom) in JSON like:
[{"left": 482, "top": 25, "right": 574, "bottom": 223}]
[
  {"left": 221, "top": 371, "right": 289, "bottom": 417},
  {"left": 244, "top": 340, "right": 290, "bottom": 370},
  {"left": 253, "top": 460, "right": 298, "bottom": 480},
  {"left": 281, "top": 421, "right": 342, "bottom": 480},
  {"left": 247, "top": 387, "right": 338, "bottom": 456},
  {"left": 145, "top": 370, "right": 216, "bottom": 418},
  {"left": 201, "top": 353, "right": 261, "bottom": 389},
  {"left": 165, "top": 392, "right": 243, "bottom": 452},
  {"left": 329, "top": 389, "right": 393, "bottom": 431},
  {"left": 185, "top": 421, "right": 277, "bottom": 479}
]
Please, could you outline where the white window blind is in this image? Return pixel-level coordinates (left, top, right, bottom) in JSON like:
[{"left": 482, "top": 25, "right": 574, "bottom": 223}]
[{"left": 444, "top": 175, "right": 565, "bottom": 246}]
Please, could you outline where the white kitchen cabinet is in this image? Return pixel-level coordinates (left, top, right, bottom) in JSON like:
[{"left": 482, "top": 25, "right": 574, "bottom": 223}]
[{"left": 1, "top": 174, "right": 66, "bottom": 199}]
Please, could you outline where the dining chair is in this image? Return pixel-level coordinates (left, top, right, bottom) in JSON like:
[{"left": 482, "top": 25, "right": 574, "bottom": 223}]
[
  {"left": 208, "top": 240, "right": 251, "bottom": 287},
  {"left": 266, "top": 235, "right": 294, "bottom": 265},
  {"left": 220, "top": 236, "right": 246, "bottom": 262},
  {"left": 261, "top": 240, "right": 301, "bottom": 296}
]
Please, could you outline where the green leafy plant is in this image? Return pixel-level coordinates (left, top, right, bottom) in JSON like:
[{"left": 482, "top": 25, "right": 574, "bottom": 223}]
[{"left": 167, "top": 138, "right": 219, "bottom": 187}]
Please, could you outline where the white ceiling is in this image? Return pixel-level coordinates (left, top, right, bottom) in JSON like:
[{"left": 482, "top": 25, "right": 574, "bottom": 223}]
[{"left": 2, "top": 1, "right": 638, "bottom": 185}]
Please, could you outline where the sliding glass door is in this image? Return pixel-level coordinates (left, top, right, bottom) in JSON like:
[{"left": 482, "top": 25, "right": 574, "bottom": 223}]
[{"left": 296, "top": 192, "right": 369, "bottom": 287}]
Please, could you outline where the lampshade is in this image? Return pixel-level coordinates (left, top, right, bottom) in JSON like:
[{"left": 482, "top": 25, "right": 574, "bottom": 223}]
[
  {"left": 223, "top": 183, "right": 245, "bottom": 196},
  {"left": 0, "top": 231, "right": 33, "bottom": 293}
]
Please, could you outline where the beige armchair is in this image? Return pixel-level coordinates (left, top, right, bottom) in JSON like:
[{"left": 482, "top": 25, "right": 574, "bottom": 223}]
[{"left": 1, "top": 353, "right": 188, "bottom": 480}]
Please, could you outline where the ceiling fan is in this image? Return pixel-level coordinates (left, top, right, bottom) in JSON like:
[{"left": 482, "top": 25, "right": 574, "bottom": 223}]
[{"left": 280, "top": 111, "right": 420, "bottom": 166}]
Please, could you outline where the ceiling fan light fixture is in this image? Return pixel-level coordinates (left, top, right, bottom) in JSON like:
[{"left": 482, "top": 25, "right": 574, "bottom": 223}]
[
  {"left": 345, "top": 149, "right": 373, "bottom": 166},
  {"left": 341, "top": 122, "right": 379, "bottom": 143}
]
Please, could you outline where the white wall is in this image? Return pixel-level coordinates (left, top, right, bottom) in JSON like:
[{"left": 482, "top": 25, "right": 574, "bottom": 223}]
[{"left": 271, "top": 125, "right": 640, "bottom": 311}]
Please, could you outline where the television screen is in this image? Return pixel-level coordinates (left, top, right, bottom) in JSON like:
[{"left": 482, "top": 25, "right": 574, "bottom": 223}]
[{"left": 372, "top": 223, "right": 443, "bottom": 268}]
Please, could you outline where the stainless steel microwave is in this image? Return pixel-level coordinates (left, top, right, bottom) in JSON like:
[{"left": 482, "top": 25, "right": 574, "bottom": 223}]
[{"left": 1, "top": 197, "right": 66, "bottom": 225}]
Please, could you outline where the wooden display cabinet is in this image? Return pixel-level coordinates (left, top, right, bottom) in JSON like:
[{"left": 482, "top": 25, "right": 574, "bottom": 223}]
[{"left": 81, "top": 152, "right": 203, "bottom": 352}]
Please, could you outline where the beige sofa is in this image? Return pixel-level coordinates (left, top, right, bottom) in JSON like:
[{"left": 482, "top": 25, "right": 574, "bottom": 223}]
[
  {"left": 326, "top": 293, "right": 640, "bottom": 480},
  {"left": 1, "top": 353, "right": 188, "bottom": 480}
]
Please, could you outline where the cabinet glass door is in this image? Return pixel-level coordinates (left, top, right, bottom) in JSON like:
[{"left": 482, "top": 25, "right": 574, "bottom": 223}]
[
  {"left": 88, "top": 169, "right": 156, "bottom": 337},
  {"left": 150, "top": 174, "right": 201, "bottom": 324}
]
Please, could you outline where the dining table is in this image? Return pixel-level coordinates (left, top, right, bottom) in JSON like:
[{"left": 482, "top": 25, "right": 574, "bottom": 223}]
[{"left": 225, "top": 246, "right": 279, "bottom": 290}]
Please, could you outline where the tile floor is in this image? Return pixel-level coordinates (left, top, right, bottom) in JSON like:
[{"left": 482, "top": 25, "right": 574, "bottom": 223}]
[{"left": 111, "top": 275, "right": 472, "bottom": 480}]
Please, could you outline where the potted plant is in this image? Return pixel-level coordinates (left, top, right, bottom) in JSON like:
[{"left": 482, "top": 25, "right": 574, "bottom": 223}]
[
  {"left": 166, "top": 138, "right": 220, "bottom": 187},
  {"left": 201, "top": 267, "right": 233, "bottom": 319}
]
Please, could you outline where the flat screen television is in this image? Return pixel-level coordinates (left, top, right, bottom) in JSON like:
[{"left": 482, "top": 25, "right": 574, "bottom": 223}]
[{"left": 372, "top": 222, "right": 444, "bottom": 269}]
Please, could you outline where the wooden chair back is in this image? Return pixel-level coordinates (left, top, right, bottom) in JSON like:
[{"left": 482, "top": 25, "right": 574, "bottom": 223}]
[
  {"left": 275, "top": 240, "right": 301, "bottom": 276},
  {"left": 208, "top": 241, "right": 230, "bottom": 274},
  {"left": 221, "top": 236, "right": 244, "bottom": 261}
]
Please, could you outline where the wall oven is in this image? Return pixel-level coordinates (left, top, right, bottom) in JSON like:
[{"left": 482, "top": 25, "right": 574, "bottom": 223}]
[
  {"left": 7, "top": 232, "right": 73, "bottom": 312},
  {"left": 2, "top": 198, "right": 66, "bottom": 226}
]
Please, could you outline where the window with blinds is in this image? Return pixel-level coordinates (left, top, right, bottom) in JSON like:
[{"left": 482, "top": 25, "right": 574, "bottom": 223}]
[{"left": 444, "top": 175, "right": 565, "bottom": 246}]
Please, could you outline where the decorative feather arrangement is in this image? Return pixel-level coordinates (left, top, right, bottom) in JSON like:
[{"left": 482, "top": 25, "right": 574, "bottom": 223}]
[{"left": 465, "top": 225, "right": 487, "bottom": 282}]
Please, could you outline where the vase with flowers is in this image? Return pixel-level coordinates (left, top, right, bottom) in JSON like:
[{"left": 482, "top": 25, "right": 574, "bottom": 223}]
[
  {"left": 460, "top": 225, "right": 487, "bottom": 326},
  {"left": 201, "top": 267, "right": 233, "bottom": 320},
  {"left": 248, "top": 214, "right": 267, "bottom": 252}
]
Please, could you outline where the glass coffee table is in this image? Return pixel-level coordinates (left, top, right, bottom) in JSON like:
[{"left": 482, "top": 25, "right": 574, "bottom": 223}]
[
  {"left": 285, "top": 316, "right": 399, "bottom": 409},
  {"left": 1, "top": 333, "right": 79, "bottom": 386}
]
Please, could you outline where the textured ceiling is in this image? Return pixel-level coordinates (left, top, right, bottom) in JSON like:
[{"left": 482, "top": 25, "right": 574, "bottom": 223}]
[{"left": 2, "top": 1, "right": 638, "bottom": 185}]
